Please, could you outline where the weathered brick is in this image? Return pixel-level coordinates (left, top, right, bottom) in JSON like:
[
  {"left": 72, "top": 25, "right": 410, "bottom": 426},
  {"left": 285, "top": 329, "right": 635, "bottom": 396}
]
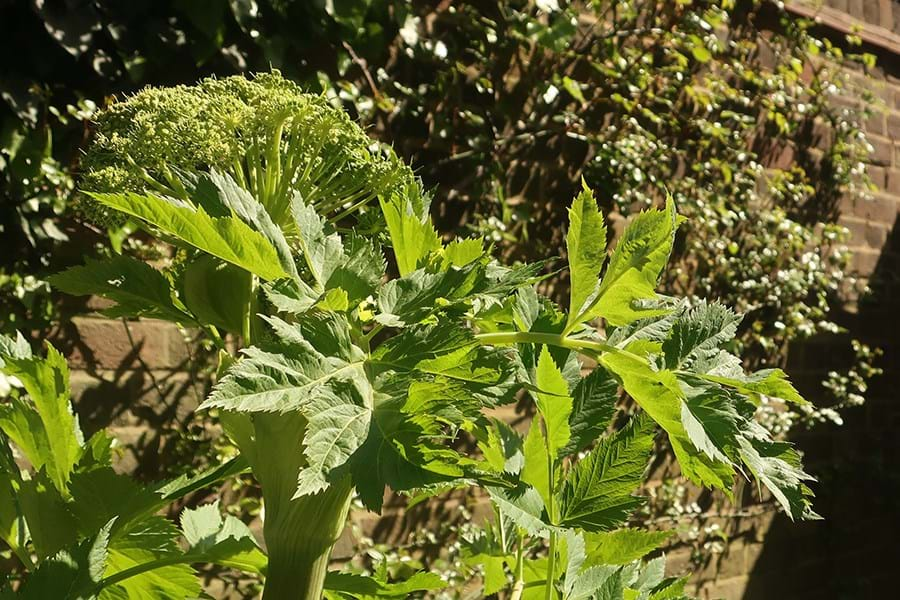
[
  {"left": 867, "top": 135, "right": 893, "bottom": 166},
  {"left": 64, "top": 317, "right": 187, "bottom": 371},
  {"left": 887, "top": 111, "right": 900, "bottom": 140},
  {"left": 692, "top": 576, "right": 749, "bottom": 600},
  {"left": 850, "top": 247, "right": 883, "bottom": 275},
  {"left": 865, "top": 109, "right": 886, "bottom": 136},
  {"left": 866, "top": 164, "right": 888, "bottom": 189},
  {"left": 840, "top": 216, "right": 890, "bottom": 249},
  {"left": 841, "top": 193, "right": 896, "bottom": 221},
  {"left": 887, "top": 169, "right": 900, "bottom": 195}
]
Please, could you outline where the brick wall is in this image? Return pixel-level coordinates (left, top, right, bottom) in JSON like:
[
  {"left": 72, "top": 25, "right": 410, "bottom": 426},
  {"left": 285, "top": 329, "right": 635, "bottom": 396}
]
[{"left": 55, "top": 2, "right": 900, "bottom": 599}]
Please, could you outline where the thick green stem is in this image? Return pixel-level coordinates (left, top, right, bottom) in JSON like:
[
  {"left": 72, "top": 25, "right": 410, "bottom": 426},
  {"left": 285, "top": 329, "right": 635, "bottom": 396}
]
[
  {"left": 252, "top": 412, "right": 353, "bottom": 600},
  {"left": 474, "top": 330, "right": 646, "bottom": 364}
]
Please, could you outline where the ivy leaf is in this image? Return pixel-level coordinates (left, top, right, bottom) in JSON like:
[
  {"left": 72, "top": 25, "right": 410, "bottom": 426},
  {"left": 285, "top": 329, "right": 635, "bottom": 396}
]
[
  {"left": 379, "top": 185, "right": 441, "bottom": 276},
  {"left": 562, "top": 367, "right": 619, "bottom": 457},
  {"left": 533, "top": 346, "right": 573, "bottom": 459},
  {"left": 583, "top": 198, "right": 679, "bottom": 326},
  {"left": 87, "top": 191, "right": 287, "bottom": 281},
  {"left": 559, "top": 415, "right": 654, "bottom": 532},
  {"left": 565, "top": 182, "right": 607, "bottom": 331},
  {"left": 291, "top": 192, "right": 344, "bottom": 289},
  {"left": 179, "top": 501, "right": 267, "bottom": 575},
  {"left": 584, "top": 528, "right": 674, "bottom": 566},
  {"left": 0, "top": 345, "right": 83, "bottom": 493}
]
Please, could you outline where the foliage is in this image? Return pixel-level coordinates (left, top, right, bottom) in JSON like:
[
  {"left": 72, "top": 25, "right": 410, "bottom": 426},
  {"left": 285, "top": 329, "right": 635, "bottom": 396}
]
[{"left": 37, "top": 74, "right": 817, "bottom": 597}]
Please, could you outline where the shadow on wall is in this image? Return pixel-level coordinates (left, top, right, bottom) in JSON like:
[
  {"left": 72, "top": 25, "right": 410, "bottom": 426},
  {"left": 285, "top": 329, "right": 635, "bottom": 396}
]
[{"left": 742, "top": 213, "right": 900, "bottom": 599}]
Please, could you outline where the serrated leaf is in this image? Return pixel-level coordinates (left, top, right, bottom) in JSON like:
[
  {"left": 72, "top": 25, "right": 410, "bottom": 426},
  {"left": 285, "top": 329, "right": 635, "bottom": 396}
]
[
  {"left": 0, "top": 345, "right": 83, "bottom": 493},
  {"left": 68, "top": 467, "right": 161, "bottom": 535},
  {"left": 295, "top": 385, "right": 372, "bottom": 497},
  {"left": 584, "top": 529, "right": 673, "bottom": 566},
  {"left": 326, "top": 233, "right": 386, "bottom": 304},
  {"left": 291, "top": 192, "right": 344, "bottom": 288},
  {"left": 205, "top": 169, "right": 299, "bottom": 281},
  {"left": 565, "top": 182, "right": 607, "bottom": 330},
  {"left": 100, "top": 516, "right": 199, "bottom": 600},
  {"left": 701, "top": 368, "right": 806, "bottom": 405},
  {"left": 562, "top": 367, "right": 619, "bottom": 457},
  {"left": 521, "top": 424, "right": 552, "bottom": 512},
  {"left": 0, "top": 331, "right": 31, "bottom": 367},
  {"left": 534, "top": 346, "right": 573, "bottom": 459},
  {"left": 738, "top": 438, "right": 818, "bottom": 521},
  {"left": 487, "top": 487, "right": 552, "bottom": 539},
  {"left": 599, "top": 350, "right": 735, "bottom": 492},
  {"left": 18, "top": 471, "right": 78, "bottom": 559},
  {"left": 379, "top": 185, "right": 441, "bottom": 276},
  {"left": 568, "top": 565, "right": 623, "bottom": 600},
  {"left": 181, "top": 254, "right": 250, "bottom": 332},
  {"left": 87, "top": 191, "right": 287, "bottom": 281},
  {"left": 180, "top": 501, "right": 267, "bottom": 575},
  {"left": 581, "top": 199, "right": 679, "bottom": 326},
  {"left": 324, "top": 571, "right": 445, "bottom": 598},
  {"left": 16, "top": 519, "right": 113, "bottom": 600},
  {"left": 375, "top": 262, "right": 487, "bottom": 326},
  {"left": 661, "top": 301, "right": 741, "bottom": 370},
  {"left": 559, "top": 416, "right": 654, "bottom": 532},
  {"left": 349, "top": 398, "right": 462, "bottom": 512}
]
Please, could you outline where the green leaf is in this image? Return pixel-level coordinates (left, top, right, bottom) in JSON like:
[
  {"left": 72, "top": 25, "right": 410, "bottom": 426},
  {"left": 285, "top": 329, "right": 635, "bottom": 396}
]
[
  {"left": 349, "top": 398, "right": 461, "bottom": 512},
  {"left": 565, "top": 182, "right": 607, "bottom": 330},
  {"left": 0, "top": 331, "right": 31, "bottom": 366},
  {"left": 701, "top": 368, "right": 806, "bottom": 405},
  {"left": 203, "top": 341, "right": 366, "bottom": 414},
  {"left": 521, "top": 424, "right": 552, "bottom": 512},
  {"left": 375, "top": 262, "right": 487, "bottom": 327},
  {"left": 487, "top": 487, "right": 552, "bottom": 539},
  {"left": 291, "top": 192, "right": 344, "bottom": 289},
  {"left": 600, "top": 350, "right": 735, "bottom": 492},
  {"left": 567, "top": 565, "right": 622, "bottom": 600},
  {"left": 181, "top": 254, "right": 250, "bottom": 332},
  {"left": 583, "top": 198, "right": 679, "bottom": 326},
  {"left": 584, "top": 528, "right": 674, "bottom": 566},
  {"left": 534, "top": 346, "right": 573, "bottom": 459},
  {"left": 49, "top": 257, "right": 195, "bottom": 324},
  {"left": 295, "top": 384, "right": 372, "bottom": 497},
  {"left": 324, "top": 571, "right": 445, "bottom": 598},
  {"left": 16, "top": 519, "right": 113, "bottom": 600},
  {"left": 68, "top": 467, "right": 161, "bottom": 535},
  {"left": 738, "top": 438, "right": 818, "bottom": 521},
  {"left": 100, "top": 516, "right": 199, "bottom": 600},
  {"left": 87, "top": 191, "right": 287, "bottom": 281},
  {"left": 0, "top": 345, "right": 83, "bottom": 493},
  {"left": 379, "top": 185, "right": 440, "bottom": 276},
  {"left": 205, "top": 169, "right": 300, "bottom": 281},
  {"left": 18, "top": 471, "right": 78, "bottom": 559},
  {"left": 180, "top": 501, "right": 267, "bottom": 575},
  {"left": 442, "top": 237, "right": 485, "bottom": 267},
  {"left": 562, "top": 367, "right": 618, "bottom": 457},
  {"left": 326, "top": 233, "right": 386, "bottom": 305},
  {"left": 661, "top": 301, "right": 741, "bottom": 370},
  {"left": 559, "top": 416, "right": 654, "bottom": 532}
]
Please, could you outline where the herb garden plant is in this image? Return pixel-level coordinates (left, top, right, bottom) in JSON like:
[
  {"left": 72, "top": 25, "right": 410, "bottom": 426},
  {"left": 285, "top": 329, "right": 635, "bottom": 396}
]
[{"left": 1, "top": 73, "right": 817, "bottom": 599}]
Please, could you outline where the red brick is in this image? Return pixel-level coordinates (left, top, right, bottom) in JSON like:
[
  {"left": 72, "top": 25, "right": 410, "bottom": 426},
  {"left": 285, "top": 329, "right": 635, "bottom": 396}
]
[
  {"left": 841, "top": 194, "right": 895, "bottom": 222},
  {"left": 867, "top": 135, "right": 892, "bottom": 166},
  {"left": 850, "top": 247, "right": 882, "bottom": 275},
  {"left": 887, "top": 170, "right": 900, "bottom": 195},
  {"left": 865, "top": 109, "right": 886, "bottom": 136},
  {"left": 64, "top": 317, "right": 187, "bottom": 370},
  {"left": 867, "top": 165, "right": 887, "bottom": 189},
  {"left": 887, "top": 111, "right": 900, "bottom": 140}
]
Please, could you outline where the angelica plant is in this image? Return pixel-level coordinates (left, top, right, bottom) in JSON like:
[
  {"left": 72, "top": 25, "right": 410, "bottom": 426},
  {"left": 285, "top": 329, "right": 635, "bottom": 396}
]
[{"left": 39, "top": 72, "right": 818, "bottom": 599}]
